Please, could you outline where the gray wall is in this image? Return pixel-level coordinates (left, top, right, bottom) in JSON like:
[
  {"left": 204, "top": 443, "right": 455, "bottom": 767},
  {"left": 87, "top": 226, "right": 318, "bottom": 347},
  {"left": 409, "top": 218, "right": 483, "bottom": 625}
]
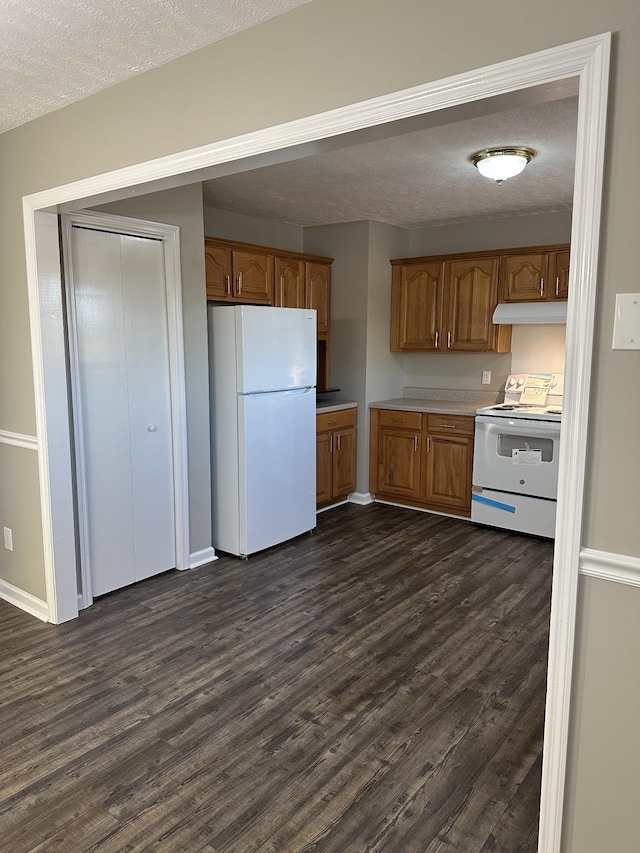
[
  {"left": 0, "top": 1, "right": 639, "bottom": 848},
  {"left": 94, "top": 184, "right": 212, "bottom": 554},
  {"left": 203, "top": 205, "right": 304, "bottom": 253},
  {"left": 408, "top": 210, "right": 573, "bottom": 256},
  {"left": 304, "top": 221, "right": 371, "bottom": 492}
]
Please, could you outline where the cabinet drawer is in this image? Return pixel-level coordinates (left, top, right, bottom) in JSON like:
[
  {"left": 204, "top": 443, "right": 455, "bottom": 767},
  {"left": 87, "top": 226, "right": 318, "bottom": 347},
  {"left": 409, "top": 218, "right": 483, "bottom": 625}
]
[
  {"left": 317, "top": 407, "right": 356, "bottom": 433},
  {"left": 426, "top": 413, "right": 475, "bottom": 435},
  {"left": 378, "top": 409, "right": 423, "bottom": 430}
]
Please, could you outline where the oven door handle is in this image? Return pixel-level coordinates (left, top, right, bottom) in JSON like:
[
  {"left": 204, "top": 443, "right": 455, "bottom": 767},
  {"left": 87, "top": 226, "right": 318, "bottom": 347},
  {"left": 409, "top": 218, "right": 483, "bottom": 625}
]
[{"left": 474, "top": 416, "right": 561, "bottom": 440}]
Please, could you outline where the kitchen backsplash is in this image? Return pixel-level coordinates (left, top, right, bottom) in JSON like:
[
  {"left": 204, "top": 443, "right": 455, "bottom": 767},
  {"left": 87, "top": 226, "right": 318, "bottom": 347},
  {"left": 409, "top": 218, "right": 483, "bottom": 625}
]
[{"left": 403, "top": 387, "right": 500, "bottom": 405}]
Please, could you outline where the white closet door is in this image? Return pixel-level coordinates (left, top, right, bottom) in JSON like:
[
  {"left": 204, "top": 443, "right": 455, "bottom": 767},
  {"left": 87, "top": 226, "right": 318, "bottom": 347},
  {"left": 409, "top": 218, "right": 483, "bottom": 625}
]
[{"left": 71, "top": 226, "right": 175, "bottom": 597}]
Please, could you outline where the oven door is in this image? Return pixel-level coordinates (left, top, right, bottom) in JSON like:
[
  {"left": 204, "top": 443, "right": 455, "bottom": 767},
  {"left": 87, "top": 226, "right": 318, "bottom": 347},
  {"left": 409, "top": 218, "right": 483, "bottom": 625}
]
[{"left": 472, "top": 415, "right": 561, "bottom": 499}]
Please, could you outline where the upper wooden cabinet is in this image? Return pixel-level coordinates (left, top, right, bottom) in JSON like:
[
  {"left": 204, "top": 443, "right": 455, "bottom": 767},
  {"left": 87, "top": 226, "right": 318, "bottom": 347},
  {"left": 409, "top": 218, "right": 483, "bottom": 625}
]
[
  {"left": 204, "top": 242, "right": 232, "bottom": 301},
  {"left": 206, "top": 236, "right": 333, "bottom": 388},
  {"left": 501, "top": 244, "right": 571, "bottom": 302},
  {"left": 275, "top": 256, "right": 305, "bottom": 308},
  {"left": 445, "top": 256, "right": 505, "bottom": 352},
  {"left": 305, "top": 262, "right": 331, "bottom": 334},
  {"left": 205, "top": 239, "right": 273, "bottom": 305},
  {"left": 391, "top": 254, "right": 511, "bottom": 353},
  {"left": 548, "top": 248, "right": 570, "bottom": 300},
  {"left": 233, "top": 250, "right": 274, "bottom": 304},
  {"left": 391, "top": 261, "right": 442, "bottom": 352},
  {"left": 390, "top": 242, "right": 570, "bottom": 352}
]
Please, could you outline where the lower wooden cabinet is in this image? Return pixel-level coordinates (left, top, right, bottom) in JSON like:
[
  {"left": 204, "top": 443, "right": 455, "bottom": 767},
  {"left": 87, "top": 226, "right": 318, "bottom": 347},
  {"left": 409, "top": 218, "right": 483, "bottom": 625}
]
[
  {"left": 369, "top": 408, "right": 473, "bottom": 517},
  {"left": 316, "top": 407, "right": 357, "bottom": 508}
]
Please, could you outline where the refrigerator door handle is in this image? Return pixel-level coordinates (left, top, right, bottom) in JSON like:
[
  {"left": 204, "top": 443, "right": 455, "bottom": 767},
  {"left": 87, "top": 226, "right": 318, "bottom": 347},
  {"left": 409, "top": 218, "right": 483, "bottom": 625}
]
[{"left": 240, "top": 387, "right": 315, "bottom": 399}]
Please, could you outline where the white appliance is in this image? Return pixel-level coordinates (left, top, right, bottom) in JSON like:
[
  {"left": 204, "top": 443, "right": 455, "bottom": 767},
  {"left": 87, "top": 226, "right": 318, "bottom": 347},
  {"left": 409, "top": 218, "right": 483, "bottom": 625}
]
[
  {"left": 472, "top": 373, "right": 562, "bottom": 538},
  {"left": 208, "top": 305, "right": 317, "bottom": 557}
]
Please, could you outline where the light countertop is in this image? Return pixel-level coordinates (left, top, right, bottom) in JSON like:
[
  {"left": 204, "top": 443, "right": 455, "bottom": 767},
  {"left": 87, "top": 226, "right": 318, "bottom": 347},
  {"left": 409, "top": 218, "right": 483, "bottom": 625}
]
[
  {"left": 369, "top": 398, "right": 480, "bottom": 417},
  {"left": 316, "top": 399, "right": 358, "bottom": 414}
]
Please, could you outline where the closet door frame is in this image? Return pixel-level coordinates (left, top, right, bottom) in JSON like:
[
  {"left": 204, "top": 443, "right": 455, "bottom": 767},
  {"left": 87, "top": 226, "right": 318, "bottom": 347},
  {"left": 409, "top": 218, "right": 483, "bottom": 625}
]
[{"left": 61, "top": 210, "right": 190, "bottom": 609}]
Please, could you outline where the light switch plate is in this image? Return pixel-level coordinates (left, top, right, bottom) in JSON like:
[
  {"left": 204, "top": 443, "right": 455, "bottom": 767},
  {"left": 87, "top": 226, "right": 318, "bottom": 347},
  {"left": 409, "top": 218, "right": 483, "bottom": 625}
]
[
  {"left": 612, "top": 293, "right": 640, "bottom": 350},
  {"left": 482, "top": 370, "right": 492, "bottom": 385}
]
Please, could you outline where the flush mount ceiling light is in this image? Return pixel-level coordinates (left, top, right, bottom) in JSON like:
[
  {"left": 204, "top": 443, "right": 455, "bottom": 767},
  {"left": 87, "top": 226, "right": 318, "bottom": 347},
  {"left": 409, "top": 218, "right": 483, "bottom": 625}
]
[{"left": 470, "top": 146, "right": 536, "bottom": 185}]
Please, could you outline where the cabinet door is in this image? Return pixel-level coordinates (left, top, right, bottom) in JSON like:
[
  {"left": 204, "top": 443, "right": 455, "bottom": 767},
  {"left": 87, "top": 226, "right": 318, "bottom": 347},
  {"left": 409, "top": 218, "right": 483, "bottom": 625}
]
[
  {"left": 275, "top": 256, "right": 305, "bottom": 308},
  {"left": 305, "top": 262, "right": 331, "bottom": 334},
  {"left": 316, "top": 432, "right": 333, "bottom": 505},
  {"left": 205, "top": 243, "right": 232, "bottom": 301},
  {"left": 548, "top": 249, "right": 570, "bottom": 300},
  {"left": 502, "top": 252, "right": 548, "bottom": 301},
  {"left": 232, "top": 250, "right": 274, "bottom": 304},
  {"left": 424, "top": 433, "right": 472, "bottom": 512},
  {"left": 333, "top": 427, "right": 356, "bottom": 498},
  {"left": 391, "top": 262, "right": 443, "bottom": 351},
  {"left": 377, "top": 427, "right": 422, "bottom": 499},
  {"left": 445, "top": 257, "right": 500, "bottom": 351}
]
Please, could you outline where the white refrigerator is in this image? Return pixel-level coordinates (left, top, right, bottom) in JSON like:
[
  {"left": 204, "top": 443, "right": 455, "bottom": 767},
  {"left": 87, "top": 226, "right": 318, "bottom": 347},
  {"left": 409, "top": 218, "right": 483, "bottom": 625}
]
[{"left": 208, "top": 305, "right": 317, "bottom": 557}]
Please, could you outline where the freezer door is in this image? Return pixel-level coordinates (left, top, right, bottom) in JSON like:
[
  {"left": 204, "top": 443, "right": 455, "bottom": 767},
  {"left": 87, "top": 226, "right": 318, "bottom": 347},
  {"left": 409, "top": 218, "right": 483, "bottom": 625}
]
[
  {"left": 238, "top": 387, "right": 316, "bottom": 555},
  {"left": 236, "top": 305, "right": 317, "bottom": 392}
]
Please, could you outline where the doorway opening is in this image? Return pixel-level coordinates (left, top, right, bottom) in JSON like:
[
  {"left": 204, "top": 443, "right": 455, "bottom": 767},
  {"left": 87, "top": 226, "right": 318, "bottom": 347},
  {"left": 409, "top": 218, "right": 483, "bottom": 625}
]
[
  {"left": 23, "top": 33, "right": 611, "bottom": 853},
  {"left": 61, "top": 211, "right": 191, "bottom": 607}
]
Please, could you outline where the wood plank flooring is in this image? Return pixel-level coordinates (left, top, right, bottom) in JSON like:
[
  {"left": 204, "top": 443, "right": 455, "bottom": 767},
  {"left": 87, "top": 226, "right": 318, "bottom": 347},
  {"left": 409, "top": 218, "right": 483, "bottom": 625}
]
[{"left": 0, "top": 504, "right": 553, "bottom": 852}]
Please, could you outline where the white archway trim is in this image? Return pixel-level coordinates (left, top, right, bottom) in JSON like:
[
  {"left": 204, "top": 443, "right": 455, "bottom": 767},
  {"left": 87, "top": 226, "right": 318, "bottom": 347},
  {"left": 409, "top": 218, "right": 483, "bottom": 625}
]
[
  {"left": 22, "top": 32, "right": 611, "bottom": 852},
  {"left": 60, "top": 210, "right": 191, "bottom": 609}
]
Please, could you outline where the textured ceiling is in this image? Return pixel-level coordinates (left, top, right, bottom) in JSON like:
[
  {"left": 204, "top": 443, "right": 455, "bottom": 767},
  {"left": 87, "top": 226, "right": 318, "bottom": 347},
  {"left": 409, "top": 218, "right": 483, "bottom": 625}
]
[
  {"left": 202, "top": 96, "right": 579, "bottom": 229},
  {"left": 0, "top": 0, "right": 313, "bottom": 133}
]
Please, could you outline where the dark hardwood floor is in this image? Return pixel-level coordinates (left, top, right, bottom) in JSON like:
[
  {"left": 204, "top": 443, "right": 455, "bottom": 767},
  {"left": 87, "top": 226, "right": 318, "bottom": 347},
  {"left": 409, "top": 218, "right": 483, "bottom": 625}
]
[{"left": 0, "top": 504, "right": 553, "bottom": 852}]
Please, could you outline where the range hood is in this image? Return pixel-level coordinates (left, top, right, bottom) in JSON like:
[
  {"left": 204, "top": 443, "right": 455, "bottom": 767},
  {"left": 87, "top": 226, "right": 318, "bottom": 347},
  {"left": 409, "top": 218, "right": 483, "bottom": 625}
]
[{"left": 493, "top": 301, "right": 568, "bottom": 324}]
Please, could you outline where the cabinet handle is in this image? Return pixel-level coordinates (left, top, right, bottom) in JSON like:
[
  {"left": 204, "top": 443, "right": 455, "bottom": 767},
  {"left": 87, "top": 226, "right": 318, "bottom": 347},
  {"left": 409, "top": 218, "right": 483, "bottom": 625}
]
[
  {"left": 237, "top": 272, "right": 243, "bottom": 294},
  {"left": 540, "top": 277, "right": 545, "bottom": 297},
  {"left": 391, "top": 417, "right": 406, "bottom": 423},
  {"left": 414, "top": 435, "right": 419, "bottom": 451},
  {"left": 225, "top": 274, "right": 231, "bottom": 295},
  {"left": 327, "top": 419, "right": 338, "bottom": 426},
  {"left": 438, "top": 424, "right": 457, "bottom": 429},
  {"left": 337, "top": 434, "right": 341, "bottom": 450},
  {"left": 329, "top": 435, "right": 333, "bottom": 452},
  {"left": 426, "top": 436, "right": 431, "bottom": 452},
  {"left": 434, "top": 331, "right": 439, "bottom": 348},
  {"left": 555, "top": 276, "right": 560, "bottom": 297},
  {"left": 447, "top": 331, "right": 452, "bottom": 348}
]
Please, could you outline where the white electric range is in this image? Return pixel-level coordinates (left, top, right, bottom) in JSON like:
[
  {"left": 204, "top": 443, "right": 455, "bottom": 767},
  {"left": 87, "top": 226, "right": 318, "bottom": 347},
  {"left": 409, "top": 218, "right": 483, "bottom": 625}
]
[{"left": 472, "top": 374, "right": 563, "bottom": 538}]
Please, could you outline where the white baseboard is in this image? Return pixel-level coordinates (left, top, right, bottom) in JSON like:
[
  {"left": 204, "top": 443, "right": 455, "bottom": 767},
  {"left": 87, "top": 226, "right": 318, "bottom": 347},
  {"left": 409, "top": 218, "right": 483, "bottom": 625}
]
[
  {"left": 317, "top": 499, "right": 349, "bottom": 514},
  {"left": 0, "top": 578, "right": 49, "bottom": 621},
  {"left": 187, "top": 547, "right": 218, "bottom": 570},
  {"left": 580, "top": 548, "right": 640, "bottom": 588},
  {"left": 349, "top": 491, "right": 374, "bottom": 506}
]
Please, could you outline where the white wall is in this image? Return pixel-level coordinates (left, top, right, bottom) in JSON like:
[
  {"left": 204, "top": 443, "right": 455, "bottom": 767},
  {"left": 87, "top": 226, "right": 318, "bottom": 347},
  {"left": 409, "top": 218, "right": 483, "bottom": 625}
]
[{"left": 511, "top": 325, "right": 566, "bottom": 374}]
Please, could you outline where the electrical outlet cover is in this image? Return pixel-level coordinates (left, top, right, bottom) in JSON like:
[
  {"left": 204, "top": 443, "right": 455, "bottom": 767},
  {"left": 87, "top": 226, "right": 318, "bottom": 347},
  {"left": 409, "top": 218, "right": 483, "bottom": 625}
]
[{"left": 612, "top": 293, "right": 640, "bottom": 350}]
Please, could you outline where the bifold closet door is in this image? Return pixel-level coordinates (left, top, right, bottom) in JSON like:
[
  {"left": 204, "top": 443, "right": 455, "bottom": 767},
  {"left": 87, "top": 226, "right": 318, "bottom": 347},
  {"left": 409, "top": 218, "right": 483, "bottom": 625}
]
[{"left": 71, "top": 226, "right": 176, "bottom": 597}]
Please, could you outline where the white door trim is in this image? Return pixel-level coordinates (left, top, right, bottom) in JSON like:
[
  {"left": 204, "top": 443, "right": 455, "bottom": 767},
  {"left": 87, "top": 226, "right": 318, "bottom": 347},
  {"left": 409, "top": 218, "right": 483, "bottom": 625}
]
[
  {"left": 61, "top": 211, "right": 190, "bottom": 608},
  {"left": 22, "top": 32, "right": 611, "bottom": 852}
]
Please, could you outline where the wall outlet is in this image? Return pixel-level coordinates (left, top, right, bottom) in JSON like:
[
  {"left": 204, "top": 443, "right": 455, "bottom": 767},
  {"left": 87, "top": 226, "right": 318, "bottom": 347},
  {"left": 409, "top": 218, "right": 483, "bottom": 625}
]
[
  {"left": 3, "top": 527, "right": 13, "bottom": 551},
  {"left": 482, "top": 370, "right": 492, "bottom": 385}
]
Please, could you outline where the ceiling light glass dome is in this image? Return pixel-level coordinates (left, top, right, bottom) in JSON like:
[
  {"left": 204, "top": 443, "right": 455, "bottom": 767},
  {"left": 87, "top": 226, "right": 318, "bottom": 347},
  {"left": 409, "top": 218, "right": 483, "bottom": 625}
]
[{"left": 471, "top": 147, "right": 536, "bottom": 184}]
